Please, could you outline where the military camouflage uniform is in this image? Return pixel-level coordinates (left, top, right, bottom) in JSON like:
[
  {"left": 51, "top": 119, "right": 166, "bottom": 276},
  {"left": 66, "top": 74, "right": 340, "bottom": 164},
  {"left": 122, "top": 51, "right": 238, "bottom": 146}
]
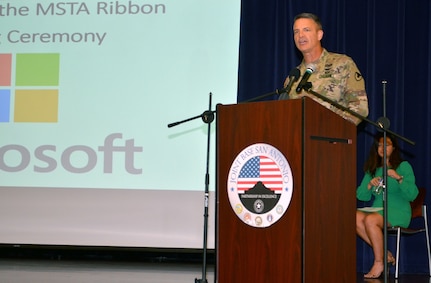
[{"left": 284, "top": 49, "right": 369, "bottom": 125}]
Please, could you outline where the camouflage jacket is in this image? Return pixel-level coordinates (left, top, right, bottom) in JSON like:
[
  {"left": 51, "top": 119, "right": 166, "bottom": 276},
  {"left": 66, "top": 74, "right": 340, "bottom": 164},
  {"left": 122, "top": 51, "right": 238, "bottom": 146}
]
[{"left": 284, "top": 49, "right": 369, "bottom": 125}]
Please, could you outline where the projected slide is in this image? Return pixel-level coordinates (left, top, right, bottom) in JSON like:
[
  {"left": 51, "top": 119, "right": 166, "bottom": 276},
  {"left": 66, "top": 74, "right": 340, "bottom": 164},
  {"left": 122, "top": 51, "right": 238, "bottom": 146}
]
[{"left": 0, "top": 0, "right": 240, "bottom": 191}]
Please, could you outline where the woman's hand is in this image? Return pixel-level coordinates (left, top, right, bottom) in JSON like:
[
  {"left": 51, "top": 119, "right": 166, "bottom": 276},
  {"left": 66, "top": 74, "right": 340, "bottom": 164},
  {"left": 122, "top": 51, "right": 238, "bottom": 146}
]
[
  {"left": 368, "top": 177, "right": 382, "bottom": 189},
  {"left": 387, "top": 169, "right": 403, "bottom": 182}
]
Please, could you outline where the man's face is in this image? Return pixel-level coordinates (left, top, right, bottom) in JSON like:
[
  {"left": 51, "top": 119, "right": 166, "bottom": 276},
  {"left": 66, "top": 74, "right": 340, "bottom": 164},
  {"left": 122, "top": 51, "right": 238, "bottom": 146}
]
[{"left": 293, "top": 18, "right": 323, "bottom": 54}]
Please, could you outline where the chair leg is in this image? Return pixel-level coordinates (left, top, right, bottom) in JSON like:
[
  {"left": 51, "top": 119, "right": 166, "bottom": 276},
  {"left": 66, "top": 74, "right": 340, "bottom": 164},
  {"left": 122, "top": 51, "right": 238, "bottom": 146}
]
[
  {"left": 423, "top": 206, "right": 431, "bottom": 277},
  {"left": 395, "top": 227, "right": 401, "bottom": 279}
]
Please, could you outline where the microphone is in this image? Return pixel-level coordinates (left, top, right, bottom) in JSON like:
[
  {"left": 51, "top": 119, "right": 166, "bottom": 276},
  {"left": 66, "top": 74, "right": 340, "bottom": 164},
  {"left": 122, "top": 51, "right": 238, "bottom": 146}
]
[
  {"left": 279, "top": 68, "right": 300, "bottom": 100},
  {"left": 296, "top": 64, "right": 316, "bottom": 93}
]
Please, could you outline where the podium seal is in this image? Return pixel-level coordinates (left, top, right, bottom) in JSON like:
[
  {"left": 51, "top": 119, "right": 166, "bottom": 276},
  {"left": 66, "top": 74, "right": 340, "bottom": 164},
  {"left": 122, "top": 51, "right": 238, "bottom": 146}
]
[{"left": 227, "top": 143, "right": 293, "bottom": 228}]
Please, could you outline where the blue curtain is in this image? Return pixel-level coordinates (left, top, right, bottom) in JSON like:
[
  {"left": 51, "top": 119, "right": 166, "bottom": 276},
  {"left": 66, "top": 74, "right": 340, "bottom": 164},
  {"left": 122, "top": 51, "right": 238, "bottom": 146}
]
[{"left": 238, "top": 0, "right": 431, "bottom": 274}]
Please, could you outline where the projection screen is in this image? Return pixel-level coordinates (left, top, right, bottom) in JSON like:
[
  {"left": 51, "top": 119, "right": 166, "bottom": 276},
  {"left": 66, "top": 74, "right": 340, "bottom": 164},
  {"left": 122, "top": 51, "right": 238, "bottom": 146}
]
[{"left": 0, "top": 0, "right": 240, "bottom": 248}]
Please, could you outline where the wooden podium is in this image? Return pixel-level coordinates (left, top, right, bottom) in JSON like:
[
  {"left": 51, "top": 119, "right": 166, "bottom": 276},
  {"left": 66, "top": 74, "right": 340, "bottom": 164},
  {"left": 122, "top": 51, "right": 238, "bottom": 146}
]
[{"left": 215, "top": 97, "right": 357, "bottom": 283}]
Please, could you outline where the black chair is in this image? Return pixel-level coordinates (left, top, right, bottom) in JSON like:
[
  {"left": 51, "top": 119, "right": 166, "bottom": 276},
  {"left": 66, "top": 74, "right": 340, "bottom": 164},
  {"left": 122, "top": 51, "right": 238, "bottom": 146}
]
[{"left": 388, "top": 187, "right": 431, "bottom": 278}]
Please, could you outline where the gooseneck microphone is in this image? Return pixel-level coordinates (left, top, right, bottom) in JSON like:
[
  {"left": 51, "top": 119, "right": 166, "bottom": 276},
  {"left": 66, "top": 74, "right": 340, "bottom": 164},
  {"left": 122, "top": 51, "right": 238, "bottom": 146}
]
[
  {"left": 285, "top": 68, "right": 301, "bottom": 92},
  {"left": 296, "top": 64, "right": 316, "bottom": 93},
  {"left": 279, "top": 68, "right": 300, "bottom": 100}
]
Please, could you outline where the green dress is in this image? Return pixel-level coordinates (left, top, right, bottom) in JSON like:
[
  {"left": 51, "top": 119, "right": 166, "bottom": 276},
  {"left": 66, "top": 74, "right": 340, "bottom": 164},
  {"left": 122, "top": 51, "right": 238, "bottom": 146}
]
[{"left": 356, "top": 161, "right": 419, "bottom": 227}]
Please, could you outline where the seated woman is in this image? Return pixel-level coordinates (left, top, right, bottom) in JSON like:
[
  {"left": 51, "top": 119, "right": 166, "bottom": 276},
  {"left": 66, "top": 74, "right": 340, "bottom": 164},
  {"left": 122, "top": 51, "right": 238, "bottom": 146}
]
[{"left": 356, "top": 132, "right": 418, "bottom": 279}]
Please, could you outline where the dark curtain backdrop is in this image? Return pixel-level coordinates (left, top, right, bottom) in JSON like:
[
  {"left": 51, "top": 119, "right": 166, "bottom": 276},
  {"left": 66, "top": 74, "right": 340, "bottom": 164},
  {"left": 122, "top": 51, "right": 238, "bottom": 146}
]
[{"left": 238, "top": 0, "right": 431, "bottom": 274}]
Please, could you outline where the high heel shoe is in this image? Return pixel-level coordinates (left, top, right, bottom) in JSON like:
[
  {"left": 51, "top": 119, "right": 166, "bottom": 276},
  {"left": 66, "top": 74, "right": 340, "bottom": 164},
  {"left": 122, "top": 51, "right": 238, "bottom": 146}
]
[
  {"left": 387, "top": 251, "right": 396, "bottom": 266},
  {"left": 364, "top": 257, "right": 394, "bottom": 279},
  {"left": 364, "top": 271, "right": 383, "bottom": 279},
  {"left": 364, "top": 261, "right": 385, "bottom": 279}
]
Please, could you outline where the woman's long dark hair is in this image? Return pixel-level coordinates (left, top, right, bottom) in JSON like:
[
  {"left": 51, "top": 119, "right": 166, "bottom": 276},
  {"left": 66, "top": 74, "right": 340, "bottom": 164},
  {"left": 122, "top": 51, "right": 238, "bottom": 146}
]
[{"left": 363, "top": 132, "right": 403, "bottom": 176}]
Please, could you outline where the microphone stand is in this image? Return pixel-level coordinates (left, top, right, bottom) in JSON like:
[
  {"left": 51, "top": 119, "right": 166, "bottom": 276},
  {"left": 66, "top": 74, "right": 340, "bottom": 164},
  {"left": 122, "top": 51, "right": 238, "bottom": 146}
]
[
  {"left": 302, "top": 82, "right": 414, "bottom": 145},
  {"left": 302, "top": 81, "right": 413, "bottom": 282},
  {"left": 240, "top": 85, "right": 293, "bottom": 103},
  {"left": 381, "top": 80, "right": 389, "bottom": 283},
  {"left": 167, "top": 93, "right": 215, "bottom": 283},
  {"left": 240, "top": 68, "right": 299, "bottom": 103}
]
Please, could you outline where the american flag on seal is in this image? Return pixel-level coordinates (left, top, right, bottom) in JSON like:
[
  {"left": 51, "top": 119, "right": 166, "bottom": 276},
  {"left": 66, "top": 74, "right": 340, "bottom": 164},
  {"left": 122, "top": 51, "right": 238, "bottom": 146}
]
[{"left": 237, "top": 156, "right": 283, "bottom": 192}]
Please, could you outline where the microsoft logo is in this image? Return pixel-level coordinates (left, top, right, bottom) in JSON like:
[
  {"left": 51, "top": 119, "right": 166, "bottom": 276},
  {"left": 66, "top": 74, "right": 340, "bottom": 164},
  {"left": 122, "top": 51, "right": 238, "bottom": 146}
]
[{"left": 0, "top": 53, "right": 60, "bottom": 123}]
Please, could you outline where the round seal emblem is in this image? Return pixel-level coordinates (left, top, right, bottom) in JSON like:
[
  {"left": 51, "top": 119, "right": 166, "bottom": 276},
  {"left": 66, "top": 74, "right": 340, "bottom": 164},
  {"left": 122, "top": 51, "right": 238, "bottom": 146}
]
[{"left": 227, "top": 143, "right": 293, "bottom": 228}]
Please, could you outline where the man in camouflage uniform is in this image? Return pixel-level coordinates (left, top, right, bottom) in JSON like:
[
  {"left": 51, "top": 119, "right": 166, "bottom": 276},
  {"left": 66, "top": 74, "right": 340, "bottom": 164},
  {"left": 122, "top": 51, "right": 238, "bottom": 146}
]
[{"left": 283, "top": 13, "right": 369, "bottom": 125}]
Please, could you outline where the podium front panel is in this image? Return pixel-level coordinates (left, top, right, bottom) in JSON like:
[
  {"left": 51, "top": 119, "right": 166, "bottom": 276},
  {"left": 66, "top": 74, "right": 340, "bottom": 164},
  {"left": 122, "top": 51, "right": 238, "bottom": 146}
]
[
  {"left": 216, "top": 98, "right": 356, "bottom": 283},
  {"left": 216, "top": 99, "right": 303, "bottom": 283}
]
